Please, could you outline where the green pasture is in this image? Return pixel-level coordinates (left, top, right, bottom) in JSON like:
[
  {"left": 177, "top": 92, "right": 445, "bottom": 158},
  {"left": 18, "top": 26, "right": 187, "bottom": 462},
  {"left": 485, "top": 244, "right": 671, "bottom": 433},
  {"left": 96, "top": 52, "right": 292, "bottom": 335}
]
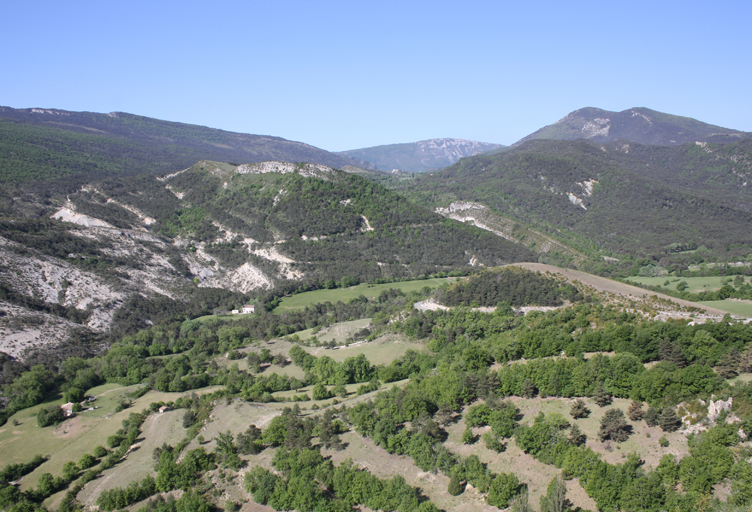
[
  {"left": 294, "top": 318, "right": 372, "bottom": 342},
  {"left": 697, "top": 299, "right": 752, "bottom": 318},
  {"left": 626, "top": 275, "right": 734, "bottom": 293},
  {"left": 273, "top": 277, "right": 457, "bottom": 313},
  {"left": 0, "top": 384, "right": 222, "bottom": 492},
  {"left": 304, "top": 337, "right": 425, "bottom": 366}
]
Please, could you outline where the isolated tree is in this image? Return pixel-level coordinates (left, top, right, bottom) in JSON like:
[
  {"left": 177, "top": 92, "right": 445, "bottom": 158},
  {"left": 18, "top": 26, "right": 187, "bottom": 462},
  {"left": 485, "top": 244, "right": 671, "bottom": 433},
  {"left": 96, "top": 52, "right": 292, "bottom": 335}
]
[
  {"left": 644, "top": 406, "right": 660, "bottom": 427},
  {"left": 592, "top": 381, "right": 612, "bottom": 407},
  {"left": 448, "top": 474, "right": 464, "bottom": 496},
  {"left": 182, "top": 409, "right": 196, "bottom": 428},
  {"left": 568, "top": 424, "right": 587, "bottom": 447},
  {"left": 627, "top": 400, "right": 645, "bottom": 421},
  {"left": 570, "top": 399, "right": 590, "bottom": 419},
  {"left": 598, "top": 409, "right": 631, "bottom": 442},
  {"left": 540, "top": 474, "right": 570, "bottom": 512},
  {"left": 462, "top": 427, "right": 476, "bottom": 445},
  {"left": 658, "top": 407, "right": 682, "bottom": 432}
]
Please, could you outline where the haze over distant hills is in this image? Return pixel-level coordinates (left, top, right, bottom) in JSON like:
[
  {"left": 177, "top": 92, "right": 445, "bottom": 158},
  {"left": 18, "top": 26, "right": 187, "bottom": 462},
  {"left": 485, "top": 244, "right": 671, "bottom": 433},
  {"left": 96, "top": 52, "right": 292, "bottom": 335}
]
[
  {"left": 337, "top": 138, "right": 503, "bottom": 173},
  {"left": 0, "top": 106, "right": 375, "bottom": 182},
  {"left": 516, "top": 107, "right": 751, "bottom": 146}
]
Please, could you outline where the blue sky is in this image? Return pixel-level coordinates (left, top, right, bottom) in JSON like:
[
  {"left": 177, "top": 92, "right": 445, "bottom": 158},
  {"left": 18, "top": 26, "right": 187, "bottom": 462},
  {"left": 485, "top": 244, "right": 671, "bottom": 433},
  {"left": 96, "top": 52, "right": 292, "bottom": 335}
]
[{"left": 2, "top": 1, "right": 750, "bottom": 151}]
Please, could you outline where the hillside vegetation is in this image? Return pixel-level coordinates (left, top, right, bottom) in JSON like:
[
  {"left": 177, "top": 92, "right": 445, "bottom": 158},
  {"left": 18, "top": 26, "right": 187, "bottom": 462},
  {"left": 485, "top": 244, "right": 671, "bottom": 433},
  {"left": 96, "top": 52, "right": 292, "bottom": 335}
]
[
  {"left": 0, "top": 107, "right": 374, "bottom": 182},
  {"left": 2, "top": 266, "right": 752, "bottom": 511},
  {"left": 402, "top": 138, "right": 752, "bottom": 266}
]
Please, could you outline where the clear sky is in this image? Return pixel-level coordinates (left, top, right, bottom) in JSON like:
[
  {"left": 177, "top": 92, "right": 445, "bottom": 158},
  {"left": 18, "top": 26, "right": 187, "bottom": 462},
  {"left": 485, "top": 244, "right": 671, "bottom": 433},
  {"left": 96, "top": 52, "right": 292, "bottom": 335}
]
[{"left": 2, "top": 0, "right": 750, "bottom": 152}]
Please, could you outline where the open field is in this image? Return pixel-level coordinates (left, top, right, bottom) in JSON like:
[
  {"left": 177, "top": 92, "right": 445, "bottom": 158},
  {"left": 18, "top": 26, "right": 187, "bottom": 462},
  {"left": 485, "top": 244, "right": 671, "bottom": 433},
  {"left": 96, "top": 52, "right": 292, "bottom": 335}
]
[
  {"left": 76, "top": 408, "right": 188, "bottom": 507},
  {"left": 273, "top": 277, "right": 458, "bottom": 313},
  {"left": 293, "top": 318, "right": 372, "bottom": 342},
  {"left": 444, "top": 419, "right": 596, "bottom": 511},
  {"left": 626, "top": 275, "right": 735, "bottom": 293},
  {"left": 698, "top": 299, "right": 752, "bottom": 318},
  {"left": 0, "top": 384, "right": 222, "bottom": 493},
  {"left": 303, "top": 334, "right": 425, "bottom": 365},
  {"left": 510, "top": 263, "right": 730, "bottom": 318},
  {"left": 508, "top": 396, "right": 688, "bottom": 469}
]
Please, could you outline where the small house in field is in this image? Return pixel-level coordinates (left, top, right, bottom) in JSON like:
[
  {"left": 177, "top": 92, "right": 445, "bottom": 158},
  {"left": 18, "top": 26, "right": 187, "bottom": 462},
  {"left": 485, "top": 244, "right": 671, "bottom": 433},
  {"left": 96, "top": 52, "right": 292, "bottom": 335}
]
[
  {"left": 60, "top": 403, "right": 74, "bottom": 417},
  {"left": 158, "top": 406, "right": 172, "bottom": 414},
  {"left": 242, "top": 305, "right": 255, "bottom": 314}
]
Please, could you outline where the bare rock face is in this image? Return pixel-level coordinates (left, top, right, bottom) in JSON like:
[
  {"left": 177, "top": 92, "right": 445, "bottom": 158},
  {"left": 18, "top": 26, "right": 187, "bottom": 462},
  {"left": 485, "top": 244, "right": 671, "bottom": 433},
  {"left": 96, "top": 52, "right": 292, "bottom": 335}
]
[{"left": 707, "top": 396, "right": 733, "bottom": 423}]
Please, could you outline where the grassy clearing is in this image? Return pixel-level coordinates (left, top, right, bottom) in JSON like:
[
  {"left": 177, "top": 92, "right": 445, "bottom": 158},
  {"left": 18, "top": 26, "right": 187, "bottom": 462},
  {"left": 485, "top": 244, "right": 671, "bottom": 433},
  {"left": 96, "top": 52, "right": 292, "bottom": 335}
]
[
  {"left": 728, "top": 373, "right": 752, "bottom": 385},
  {"left": 326, "top": 431, "right": 498, "bottom": 512},
  {"left": 273, "top": 277, "right": 458, "bottom": 313},
  {"left": 444, "top": 417, "right": 596, "bottom": 511},
  {"left": 1, "top": 385, "right": 222, "bottom": 493},
  {"left": 697, "top": 299, "right": 752, "bottom": 318},
  {"left": 626, "top": 275, "right": 731, "bottom": 293},
  {"left": 506, "top": 397, "right": 688, "bottom": 469},
  {"left": 303, "top": 334, "right": 425, "bottom": 366},
  {"left": 76, "top": 409, "right": 187, "bottom": 507},
  {"left": 294, "top": 318, "right": 372, "bottom": 342}
]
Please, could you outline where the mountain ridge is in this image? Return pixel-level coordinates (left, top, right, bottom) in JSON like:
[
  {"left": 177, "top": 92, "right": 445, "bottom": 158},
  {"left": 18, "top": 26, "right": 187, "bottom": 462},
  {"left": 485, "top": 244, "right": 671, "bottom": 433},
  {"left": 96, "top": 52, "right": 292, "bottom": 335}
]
[
  {"left": 516, "top": 106, "right": 750, "bottom": 146},
  {"left": 0, "top": 106, "right": 376, "bottom": 182},
  {"left": 338, "top": 138, "right": 503, "bottom": 173}
]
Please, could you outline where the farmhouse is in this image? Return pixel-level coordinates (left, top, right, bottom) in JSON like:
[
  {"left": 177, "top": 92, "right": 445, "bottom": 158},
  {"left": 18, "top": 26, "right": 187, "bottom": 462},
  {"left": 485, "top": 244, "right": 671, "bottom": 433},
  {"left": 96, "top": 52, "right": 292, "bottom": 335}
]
[
  {"left": 60, "top": 402, "right": 74, "bottom": 417},
  {"left": 242, "top": 304, "right": 255, "bottom": 314}
]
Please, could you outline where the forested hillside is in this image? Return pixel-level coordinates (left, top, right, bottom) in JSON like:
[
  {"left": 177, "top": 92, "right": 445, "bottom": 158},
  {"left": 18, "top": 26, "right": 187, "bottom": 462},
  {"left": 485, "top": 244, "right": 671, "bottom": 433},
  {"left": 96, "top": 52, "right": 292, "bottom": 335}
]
[
  {"left": 3, "top": 265, "right": 752, "bottom": 512},
  {"left": 402, "top": 138, "right": 752, "bottom": 265},
  {"left": 0, "top": 159, "right": 535, "bottom": 364},
  {"left": 0, "top": 107, "right": 375, "bottom": 182}
]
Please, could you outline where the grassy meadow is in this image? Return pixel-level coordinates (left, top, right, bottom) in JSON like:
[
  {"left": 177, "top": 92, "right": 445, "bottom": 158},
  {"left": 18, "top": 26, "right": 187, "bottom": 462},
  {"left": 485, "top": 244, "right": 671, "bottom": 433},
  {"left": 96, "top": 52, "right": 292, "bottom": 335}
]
[
  {"left": 625, "top": 275, "right": 735, "bottom": 293},
  {"left": 697, "top": 299, "right": 752, "bottom": 318},
  {"left": 272, "top": 277, "right": 458, "bottom": 313}
]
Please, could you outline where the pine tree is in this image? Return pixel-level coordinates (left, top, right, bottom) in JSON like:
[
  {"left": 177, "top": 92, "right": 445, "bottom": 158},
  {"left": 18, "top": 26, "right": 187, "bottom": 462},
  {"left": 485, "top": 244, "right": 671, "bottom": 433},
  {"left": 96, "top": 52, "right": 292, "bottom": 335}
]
[
  {"left": 522, "top": 379, "right": 537, "bottom": 399},
  {"left": 644, "top": 407, "right": 659, "bottom": 427},
  {"left": 462, "top": 427, "right": 476, "bottom": 445},
  {"left": 568, "top": 424, "right": 587, "bottom": 446},
  {"left": 598, "top": 408, "right": 631, "bottom": 442},
  {"left": 540, "top": 474, "right": 570, "bottom": 512},
  {"left": 510, "top": 488, "right": 533, "bottom": 512},
  {"left": 627, "top": 400, "right": 644, "bottom": 421},
  {"left": 592, "top": 381, "right": 612, "bottom": 407},
  {"left": 659, "top": 338, "right": 673, "bottom": 362},
  {"left": 570, "top": 399, "right": 590, "bottom": 419},
  {"left": 658, "top": 407, "right": 682, "bottom": 432},
  {"left": 668, "top": 343, "right": 687, "bottom": 368},
  {"left": 448, "top": 474, "right": 464, "bottom": 496},
  {"left": 717, "top": 348, "right": 741, "bottom": 379}
]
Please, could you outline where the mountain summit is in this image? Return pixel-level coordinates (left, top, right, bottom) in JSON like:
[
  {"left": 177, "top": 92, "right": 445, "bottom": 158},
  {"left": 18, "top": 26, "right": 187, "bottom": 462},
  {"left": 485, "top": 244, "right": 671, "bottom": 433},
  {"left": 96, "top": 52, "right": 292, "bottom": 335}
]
[
  {"left": 338, "top": 138, "right": 503, "bottom": 173},
  {"left": 516, "top": 107, "right": 749, "bottom": 146}
]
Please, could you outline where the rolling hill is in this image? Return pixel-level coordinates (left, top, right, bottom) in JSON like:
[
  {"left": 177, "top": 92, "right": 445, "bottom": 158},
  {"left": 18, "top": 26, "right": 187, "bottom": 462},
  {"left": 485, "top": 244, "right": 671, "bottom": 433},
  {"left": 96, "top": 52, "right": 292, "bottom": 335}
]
[{"left": 0, "top": 106, "right": 376, "bottom": 182}]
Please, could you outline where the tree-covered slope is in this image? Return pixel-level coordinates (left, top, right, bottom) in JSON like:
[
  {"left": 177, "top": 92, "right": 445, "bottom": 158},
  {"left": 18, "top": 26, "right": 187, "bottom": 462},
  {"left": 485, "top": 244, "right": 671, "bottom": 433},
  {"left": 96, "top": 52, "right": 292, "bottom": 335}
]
[
  {"left": 0, "top": 107, "right": 374, "bottom": 182},
  {"left": 62, "top": 160, "right": 535, "bottom": 285},
  {"left": 404, "top": 138, "right": 752, "bottom": 260}
]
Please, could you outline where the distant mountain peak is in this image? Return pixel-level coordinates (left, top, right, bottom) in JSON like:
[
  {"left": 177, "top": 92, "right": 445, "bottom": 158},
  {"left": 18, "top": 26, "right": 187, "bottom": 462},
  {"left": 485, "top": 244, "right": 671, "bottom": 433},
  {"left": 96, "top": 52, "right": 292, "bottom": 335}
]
[
  {"left": 338, "top": 138, "right": 503, "bottom": 173},
  {"left": 518, "top": 107, "right": 749, "bottom": 146}
]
